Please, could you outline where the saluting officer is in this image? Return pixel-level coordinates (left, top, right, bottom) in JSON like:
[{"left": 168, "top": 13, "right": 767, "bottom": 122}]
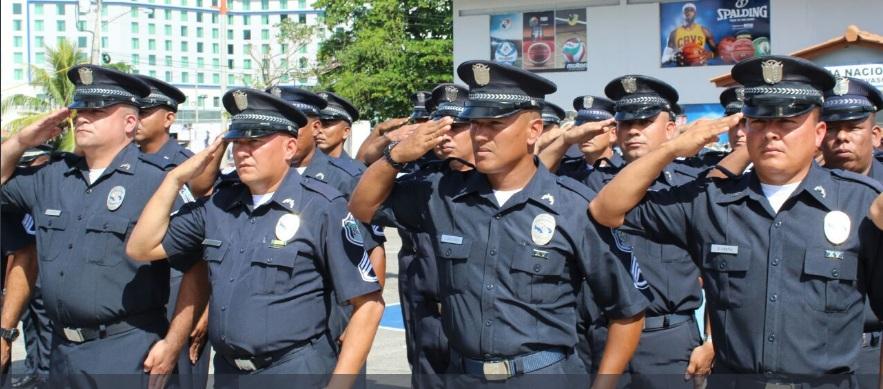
[
  {"left": 126, "top": 88, "right": 384, "bottom": 389},
  {"left": 547, "top": 95, "right": 622, "bottom": 180},
  {"left": 349, "top": 60, "right": 647, "bottom": 386},
  {"left": 591, "top": 55, "right": 883, "bottom": 387},
  {"left": 0, "top": 65, "right": 204, "bottom": 388},
  {"left": 818, "top": 76, "right": 883, "bottom": 387},
  {"left": 315, "top": 91, "right": 364, "bottom": 166}
]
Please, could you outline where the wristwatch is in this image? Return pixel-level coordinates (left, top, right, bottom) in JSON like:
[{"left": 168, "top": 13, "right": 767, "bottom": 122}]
[
  {"left": 0, "top": 327, "right": 19, "bottom": 342},
  {"left": 383, "top": 141, "right": 409, "bottom": 170}
]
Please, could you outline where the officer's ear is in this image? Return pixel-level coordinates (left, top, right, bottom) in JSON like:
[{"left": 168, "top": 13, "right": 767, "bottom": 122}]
[
  {"left": 122, "top": 105, "right": 140, "bottom": 137},
  {"left": 870, "top": 113, "right": 881, "bottom": 148},
  {"left": 282, "top": 133, "right": 299, "bottom": 164},
  {"left": 812, "top": 108, "right": 826, "bottom": 148},
  {"left": 663, "top": 112, "right": 678, "bottom": 140},
  {"left": 342, "top": 123, "right": 351, "bottom": 140},
  {"left": 525, "top": 110, "right": 544, "bottom": 147},
  {"left": 164, "top": 110, "right": 176, "bottom": 129}
]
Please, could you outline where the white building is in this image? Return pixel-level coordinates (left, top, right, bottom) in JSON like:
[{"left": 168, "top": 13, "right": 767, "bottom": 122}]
[{"left": 2, "top": 0, "right": 327, "bottom": 148}]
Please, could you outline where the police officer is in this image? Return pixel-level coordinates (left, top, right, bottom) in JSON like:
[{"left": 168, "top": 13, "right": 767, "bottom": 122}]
[
  {"left": 410, "top": 91, "right": 433, "bottom": 123},
  {"left": 349, "top": 60, "right": 647, "bottom": 386},
  {"left": 818, "top": 76, "right": 883, "bottom": 387},
  {"left": 0, "top": 65, "right": 204, "bottom": 388},
  {"left": 396, "top": 82, "right": 471, "bottom": 389},
  {"left": 133, "top": 74, "right": 212, "bottom": 389},
  {"left": 545, "top": 96, "right": 622, "bottom": 180},
  {"left": 315, "top": 91, "right": 363, "bottom": 164},
  {"left": 591, "top": 55, "right": 883, "bottom": 386},
  {"left": 126, "top": 88, "right": 384, "bottom": 389}
]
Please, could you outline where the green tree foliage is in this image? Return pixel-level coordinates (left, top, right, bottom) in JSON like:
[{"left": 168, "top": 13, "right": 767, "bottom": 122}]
[{"left": 314, "top": 0, "right": 453, "bottom": 122}]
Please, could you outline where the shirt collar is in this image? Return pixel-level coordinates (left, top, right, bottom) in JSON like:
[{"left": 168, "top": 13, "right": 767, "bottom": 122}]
[
  {"left": 715, "top": 162, "right": 835, "bottom": 211},
  {"left": 302, "top": 147, "right": 331, "bottom": 181},
  {"left": 453, "top": 157, "right": 560, "bottom": 214},
  {"left": 65, "top": 142, "right": 140, "bottom": 178},
  {"left": 220, "top": 167, "right": 304, "bottom": 212}
]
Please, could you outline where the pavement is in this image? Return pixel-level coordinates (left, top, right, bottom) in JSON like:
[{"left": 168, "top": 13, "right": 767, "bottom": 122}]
[{"left": 7, "top": 227, "right": 412, "bottom": 382}]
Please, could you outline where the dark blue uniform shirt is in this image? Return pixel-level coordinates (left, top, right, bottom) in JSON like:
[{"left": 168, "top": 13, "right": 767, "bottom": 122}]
[
  {"left": 373, "top": 162, "right": 647, "bottom": 359},
  {"left": 139, "top": 138, "right": 194, "bottom": 171},
  {"left": 624, "top": 163, "right": 883, "bottom": 374},
  {"left": 556, "top": 153, "right": 625, "bottom": 183},
  {"left": 161, "top": 168, "right": 381, "bottom": 357},
  {"left": 1, "top": 143, "right": 183, "bottom": 327},
  {"left": 580, "top": 160, "right": 705, "bottom": 316}
]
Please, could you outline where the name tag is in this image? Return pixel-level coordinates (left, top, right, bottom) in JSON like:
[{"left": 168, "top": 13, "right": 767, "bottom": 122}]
[
  {"left": 270, "top": 239, "right": 287, "bottom": 248},
  {"left": 710, "top": 244, "right": 739, "bottom": 255},
  {"left": 532, "top": 249, "right": 549, "bottom": 259},
  {"left": 440, "top": 234, "right": 463, "bottom": 245},
  {"left": 44, "top": 209, "right": 62, "bottom": 216},
  {"left": 201, "top": 239, "right": 223, "bottom": 247},
  {"left": 825, "top": 250, "right": 844, "bottom": 260}
]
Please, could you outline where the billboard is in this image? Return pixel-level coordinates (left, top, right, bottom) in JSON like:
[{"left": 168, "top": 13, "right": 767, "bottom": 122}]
[
  {"left": 660, "top": 0, "right": 771, "bottom": 67},
  {"left": 491, "top": 9, "right": 587, "bottom": 73}
]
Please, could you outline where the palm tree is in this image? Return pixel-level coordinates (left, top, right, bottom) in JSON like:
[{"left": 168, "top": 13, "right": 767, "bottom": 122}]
[{"left": 1, "top": 39, "right": 86, "bottom": 151}]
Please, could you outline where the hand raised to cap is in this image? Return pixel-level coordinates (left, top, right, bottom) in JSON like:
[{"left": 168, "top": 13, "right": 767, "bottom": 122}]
[
  {"left": 374, "top": 117, "right": 410, "bottom": 136},
  {"left": 666, "top": 113, "right": 743, "bottom": 158},
  {"left": 389, "top": 117, "right": 453, "bottom": 163},
  {"left": 563, "top": 118, "right": 616, "bottom": 145},
  {"left": 15, "top": 108, "right": 71, "bottom": 148},
  {"left": 384, "top": 124, "right": 417, "bottom": 143},
  {"left": 170, "top": 137, "right": 225, "bottom": 186}
]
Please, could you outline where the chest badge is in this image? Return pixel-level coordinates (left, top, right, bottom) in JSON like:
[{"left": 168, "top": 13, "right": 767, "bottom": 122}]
[
  {"left": 823, "top": 211, "right": 850, "bottom": 245},
  {"left": 106, "top": 186, "right": 126, "bottom": 211},
  {"left": 275, "top": 213, "right": 301, "bottom": 242},
  {"left": 531, "top": 213, "right": 556, "bottom": 246}
]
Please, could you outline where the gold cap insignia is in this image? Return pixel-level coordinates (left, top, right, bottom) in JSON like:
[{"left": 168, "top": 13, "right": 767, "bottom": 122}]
[
  {"left": 621, "top": 77, "right": 637, "bottom": 94},
  {"left": 833, "top": 77, "right": 849, "bottom": 96},
  {"left": 472, "top": 63, "right": 491, "bottom": 86},
  {"left": 761, "top": 60, "right": 783, "bottom": 84},
  {"left": 79, "top": 67, "right": 94, "bottom": 85},
  {"left": 444, "top": 85, "right": 459, "bottom": 102},
  {"left": 735, "top": 87, "right": 745, "bottom": 102},
  {"left": 583, "top": 96, "right": 594, "bottom": 108},
  {"left": 270, "top": 87, "right": 282, "bottom": 98},
  {"left": 232, "top": 90, "right": 248, "bottom": 111}
]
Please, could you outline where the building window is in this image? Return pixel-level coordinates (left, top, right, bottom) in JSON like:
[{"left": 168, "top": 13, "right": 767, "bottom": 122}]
[
  {"left": 196, "top": 12, "right": 203, "bottom": 22},
  {"left": 243, "top": 59, "right": 251, "bottom": 69},
  {"left": 34, "top": 4, "right": 44, "bottom": 15},
  {"left": 77, "top": 21, "right": 86, "bottom": 30},
  {"left": 35, "top": 20, "right": 44, "bottom": 32},
  {"left": 181, "top": 26, "right": 188, "bottom": 36},
  {"left": 14, "top": 69, "right": 24, "bottom": 80},
  {"left": 165, "top": 56, "right": 172, "bottom": 66},
  {"left": 181, "top": 72, "right": 189, "bottom": 83},
  {"left": 101, "top": 4, "right": 108, "bottom": 16},
  {"left": 197, "top": 57, "right": 204, "bottom": 68},
  {"left": 165, "top": 25, "right": 172, "bottom": 35},
  {"left": 148, "top": 54, "right": 156, "bottom": 65},
  {"left": 280, "top": 0, "right": 287, "bottom": 8},
  {"left": 197, "top": 27, "right": 204, "bottom": 38},
  {"left": 77, "top": 36, "right": 87, "bottom": 48},
  {"left": 13, "top": 36, "right": 23, "bottom": 48},
  {"left": 56, "top": 20, "right": 65, "bottom": 31},
  {"left": 36, "top": 53, "right": 45, "bottom": 64},
  {"left": 180, "top": 10, "right": 188, "bottom": 21},
  {"left": 13, "top": 20, "right": 22, "bottom": 31},
  {"left": 197, "top": 0, "right": 203, "bottom": 6},
  {"left": 132, "top": 38, "right": 140, "bottom": 49},
  {"left": 227, "top": 74, "right": 234, "bottom": 85},
  {"left": 165, "top": 40, "right": 172, "bottom": 50},
  {"left": 148, "top": 39, "right": 156, "bottom": 50},
  {"left": 212, "top": 58, "right": 219, "bottom": 68},
  {"left": 197, "top": 73, "right": 205, "bottom": 83},
  {"left": 211, "top": 14, "right": 218, "bottom": 23},
  {"left": 299, "top": 57, "right": 308, "bottom": 68},
  {"left": 243, "top": 44, "right": 252, "bottom": 53},
  {"left": 213, "top": 96, "right": 220, "bottom": 107},
  {"left": 261, "top": 29, "right": 270, "bottom": 40},
  {"left": 101, "top": 21, "right": 108, "bottom": 32},
  {"left": 131, "top": 22, "right": 139, "bottom": 33},
  {"left": 299, "top": 45, "right": 307, "bottom": 53},
  {"left": 227, "top": 59, "right": 233, "bottom": 69},
  {"left": 243, "top": 15, "right": 250, "bottom": 25},
  {"left": 181, "top": 41, "right": 188, "bottom": 51},
  {"left": 212, "top": 43, "right": 219, "bottom": 54},
  {"left": 148, "top": 24, "right": 156, "bottom": 34},
  {"left": 164, "top": 9, "right": 172, "bottom": 20},
  {"left": 149, "top": 70, "right": 157, "bottom": 77},
  {"left": 130, "top": 6, "right": 138, "bottom": 16},
  {"left": 227, "top": 44, "right": 233, "bottom": 55},
  {"left": 14, "top": 53, "right": 23, "bottom": 64},
  {"left": 180, "top": 0, "right": 187, "bottom": 5},
  {"left": 261, "top": 0, "right": 269, "bottom": 10},
  {"left": 299, "top": 0, "right": 306, "bottom": 8},
  {"left": 299, "top": 14, "right": 306, "bottom": 23},
  {"left": 165, "top": 71, "right": 172, "bottom": 82},
  {"left": 227, "top": 30, "right": 233, "bottom": 40},
  {"left": 56, "top": 37, "right": 65, "bottom": 46},
  {"left": 212, "top": 28, "right": 219, "bottom": 39},
  {"left": 242, "top": 0, "right": 250, "bottom": 10},
  {"left": 182, "top": 57, "right": 189, "bottom": 67},
  {"left": 261, "top": 15, "right": 270, "bottom": 24},
  {"left": 262, "top": 44, "right": 270, "bottom": 54},
  {"left": 101, "top": 37, "right": 108, "bottom": 47},
  {"left": 212, "top": 73, "right": 220, "bottom": 84},
  {"left": 35, "top": 36, "right": 45, "bottom": 48},
  {"left": 197, "top": 42, "right": 204, "bottom": 53},
  {"left": 13, "top": 3, "right": 22, "bottom": 14},
  {"left": 57, "top": 4, "right": 66, "bottom": 14},
  {"left": 132, "top": 53, "right": 140, "bottom": 64}
]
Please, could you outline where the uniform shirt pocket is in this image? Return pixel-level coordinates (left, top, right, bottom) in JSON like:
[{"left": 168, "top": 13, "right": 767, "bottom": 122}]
[
  {"left": 34, "top": 212, "right": 69, "bottom": 261},
  {"left": 202, "top": 239, "right": 227, "bottom": 279},
  {"left": 84, "top": 215, "right": 132, "bottom": 266},
  {"left": 249, "top": 245, "right": 299, "bottom": 295},
  {"left": 701, "top": 243, "right": 750, "bottom": 309},
  {"left": 436, "top": 234, "right": 472, "bottom": 294},
  {"left": 802, "top": 248, "right": 859, "bottom": 313},
  {"left": 510, "top": 246, "right": 567, "bottom": 305}
]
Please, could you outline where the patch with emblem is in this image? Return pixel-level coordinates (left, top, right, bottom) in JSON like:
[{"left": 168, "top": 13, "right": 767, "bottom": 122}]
[
  {"left": 79, "top": 67, "right": 93, "bottom": 85},
  {"left": 372, "top": 225, "right": 385, "bottom": 237},
  {"left": 472, "top": 63, "right": 491, "bottom": 86},
  {"left": 612, "top": 228, "right": 633, "bottom": 253},
  {"left": 530, "top": 213, "right": 556, "bottom": 246},
  {"left": 833, "top": 77, "right": 849, "bottom": 96},
  {"left": 106, "top": 186, "right": 126, "bottom": 211},
  {"left": 761, "top": 59, "right": 783, "bottom": 84},
  {"left": 621, "top": 76, "right": 637, "bottom": 94},
  {"left": 630, "top": 254, "right": 648, "bottom": 290},
  {"left": 342, "top": 212, "right": 364, "bottom": 245},
  {"left": 357, "top": 251, "right": 377, "bottom": 282},
  {"left": 275, "top": 213, "right": 301, "bottom": 242},
  {"left": 823, "top": 211, "right": 850, "bottom": 245},
  {"left": 233, "top": 90, "right": 248, "bottom": 110}
]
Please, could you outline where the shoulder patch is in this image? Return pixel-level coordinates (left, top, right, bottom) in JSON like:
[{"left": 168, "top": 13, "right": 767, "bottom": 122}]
[
  {"left": 301, "top": 176, "right": 346, "bottom": 201},
  {"left": 830, "top": 168, "right": 883, "bottom": 193},
  {"left": 556, "top": 175, "right": 596, "bottom": 202}
]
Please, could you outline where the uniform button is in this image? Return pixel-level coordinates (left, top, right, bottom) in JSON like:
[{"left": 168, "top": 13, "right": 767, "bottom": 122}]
[
  {"left": 445, "top": 249, "right": 452, "bottom": 256},
  {"left": 831, "top": 269, "right": 839, "bottom": 278},
  {"left": 229, "top": 277, "right": 234, "bottom": 282},
  {"left": 77, "top": 215, "right": 82, "bottom": 221},
  {"left": 59, "top": 271, "right": 64, "bottom": 277},
  {"left": 486, "top": 284, "right": 494, "bottom": 290},
  {"left": 239, "top": 248, "right": 245, "bottom": 254},
  {"left": 771, "top": 258, "right": 779, "bottom": 266},
  {"left": 533, "top": 264, "right": 542, "bottom": 273},
  {"left": 494, "top": 215, "right": 501, "bottom": 220},
  {"left": 774, "top": 221, "right": 782, "bottom": 228},
  {"left": 68, "top": 244, "right": 73, "bottom": 249},
  {"left": 86, "top": 189, "right": 93, "bottom": 194},
  {"left": 718, "top": 261, "right": 727, "bottom": 270},
  {"left": 485, "top": 320, "right": 492, "bottom": 327},
  {"left": 489, "top": 249, "right": 496, "bottom": 256},
  {"left": 767, "top": 334, "right": 775, "bottom": 342},
  {"left": 250, "top": 219, "right": 255, "bottom": 224},
  {"left": 221, "top": 306, "right": 227, "bottom": 311},
  {"left": 769, "top": 294, "right": 777, "bottom": 302}
]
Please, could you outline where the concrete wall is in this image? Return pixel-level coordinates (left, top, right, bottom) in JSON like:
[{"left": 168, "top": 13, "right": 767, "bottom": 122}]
[{"left": 453, "top": 0, "right": 883, "bottom": 109}]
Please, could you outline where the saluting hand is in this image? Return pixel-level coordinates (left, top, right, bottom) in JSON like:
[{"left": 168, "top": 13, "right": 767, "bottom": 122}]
[
  {"left": 563, "top": 119, "right": 616, "bottom": 145},
  {"left": 384, "top": 124, "right": 417, "bottom": 143},
  {"left": 389, "top": 117, "right": 453, "bottom": 163},
  {"left": 666, "top": 113, "right": 743, "bottom": 158},
  {"left": 374, "top": 117, "right": 410, "bottom": 136},
  {"left": 14, "top": 108, "right": 71, "bottom": 148},
  {"left": 169, "top": 137, "right": 226, "bottom": 186}
]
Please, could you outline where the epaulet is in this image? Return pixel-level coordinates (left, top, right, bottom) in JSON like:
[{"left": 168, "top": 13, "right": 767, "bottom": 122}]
[
  {"left": 556, "top": 175, "right": 596, "bottom": 202},
  {"left": 830, "top": 168, "right": 883, "bottom": 193},
  {"left": 328, "top": 157, "right": 364, "bottom": 177},
  {"left": 301, "top": 176, "right": 346, "bottom": 201}
]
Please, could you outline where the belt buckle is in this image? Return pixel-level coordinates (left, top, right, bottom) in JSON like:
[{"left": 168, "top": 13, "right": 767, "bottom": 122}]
[
  {"left": 234, "top": 358, "right": 258, "bottom": 372},
  {"left": 63, "top": 328, "right": 85, "bottom": 343},
  {"left": 482, "top": 360, "right": 511, "bottom": 381},
  {"left": 764, "top": 383, "right": 795, "bottom": 389}
]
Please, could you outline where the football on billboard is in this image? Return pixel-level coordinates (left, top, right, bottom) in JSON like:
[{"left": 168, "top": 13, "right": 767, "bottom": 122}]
[{"left": 561, "top": 37, "right": 586, "bottom": 63}]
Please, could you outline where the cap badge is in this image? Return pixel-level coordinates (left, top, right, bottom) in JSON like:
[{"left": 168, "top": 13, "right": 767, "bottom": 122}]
[
  {"left": 270, "top": 87, "right": 282, "bottom": 98},
  {"left": 472, "top": 63, "right": 491, "bottom": 86},
  {"left": 444, "top": 85, "right": 459, "bottom": 102},
  {"left": 417, "top": 93, "right": 426, "bottom": 104},
  {"left": 583, "top": 96, "right": 594, "bottom": 108},
  {"left": 735, "top": 87, "right": 745, "bottom": 102},
  {"left": 79, "top": 67, "right": 94, "bottom": 85},
  {"left": 232, "top": 90, "right": 248, "bottom": 111},
  {"left": 833, "top": 77, "right": 849, "bottom": 96},
  {"left": 621, "top": 77, "right": 638, "bottom": 94},
  {"left": 761, "top": 60, "right": 783, "bottom": 84}
]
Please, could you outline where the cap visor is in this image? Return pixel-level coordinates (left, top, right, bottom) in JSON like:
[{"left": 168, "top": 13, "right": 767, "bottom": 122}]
[
  {"left": 460, "top": 105, "right": 524, "bottom": 120},
  {"left": 742, "top": 103, "right": 816, "bottom": 119},
  {"left": 820, "top": 109, "right": 872, "bottom": 123},
  {"left": 614, "top": 106, "right": 664, "bottom": 122}
]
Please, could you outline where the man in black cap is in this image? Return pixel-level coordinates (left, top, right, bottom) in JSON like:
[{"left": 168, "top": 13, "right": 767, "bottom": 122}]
[
  {"left": 0, "top": 64, "right": 207, "bottom": 388},
  {"left": 818, "top": 76, "right": 883, "bottom": 386},
  {"left": 127, "top": 88, "right": 384, "bottom": 389},
  {"left": 410, "top": 91, "right": 433, "bottom": 123},
  {"left": 350, "top": 60, "right": 647, "bottom": 386},
  {"left": 315, "top": 91, "right": 362, "bottom": 164},
  {"left": 591, "top": 55, "right": 883, "bottom": 386},
  {"left": 539, "top": 95, "right": 621, "bottom": 177}
]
